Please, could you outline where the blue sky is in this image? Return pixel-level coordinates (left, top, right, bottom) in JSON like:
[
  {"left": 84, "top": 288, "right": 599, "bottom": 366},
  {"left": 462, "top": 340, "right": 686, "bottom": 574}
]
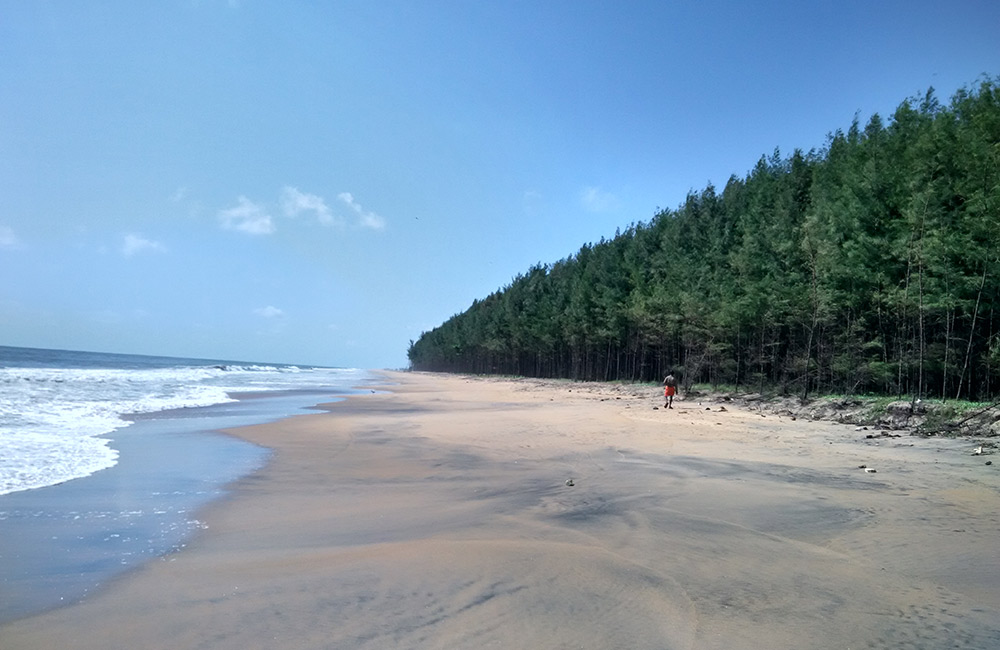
[{"left": 1, "top": 1, "right": 997, "bottom": 368}]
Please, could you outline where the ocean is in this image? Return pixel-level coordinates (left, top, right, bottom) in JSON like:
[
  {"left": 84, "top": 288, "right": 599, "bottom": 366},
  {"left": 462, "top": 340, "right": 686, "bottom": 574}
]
[{"left": 0, "top": 345, "right": 376, "bottom": 622}]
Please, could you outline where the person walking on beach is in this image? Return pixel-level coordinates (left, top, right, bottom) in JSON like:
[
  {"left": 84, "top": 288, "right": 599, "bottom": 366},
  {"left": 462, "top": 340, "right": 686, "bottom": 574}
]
[{"left": 663, "top": 372, "right": 677, "bottom": 409}]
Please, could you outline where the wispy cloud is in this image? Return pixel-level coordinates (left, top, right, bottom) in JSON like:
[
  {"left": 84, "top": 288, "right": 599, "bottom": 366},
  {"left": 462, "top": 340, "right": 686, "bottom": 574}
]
[
  {"left": 220, "top": 189, "right": 386, "bottom": 235},
  {"left": 219, "top": 197, "right": 274, "bottom": 235},
  {"left": 254, "top": 305, "right": 284, "bottom": 318},
  {"left": 0, "top": 225, "right": 20, "bottom": 249},
  {"left": 281, "top": 186, "right": 337, "bottom": 225},
  {"left": 338, "top": 192, "right": 386, "bottom": 230},
  {"left": 122, "top": 233, "right": 166, "bottom": 257},
  {"left": 580, "top": 186, "right": 620, "bottom": 213}
]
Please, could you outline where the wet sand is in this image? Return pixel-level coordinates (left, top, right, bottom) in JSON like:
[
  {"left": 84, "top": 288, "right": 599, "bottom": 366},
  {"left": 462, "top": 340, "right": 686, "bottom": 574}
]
[{"left": 4, "top": 371, "right": 999, "bottom": 649}]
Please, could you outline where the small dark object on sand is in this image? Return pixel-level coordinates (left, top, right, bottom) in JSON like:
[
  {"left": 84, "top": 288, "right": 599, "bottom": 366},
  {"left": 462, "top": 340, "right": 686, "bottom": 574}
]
[{"left": 565, "top": 479, "right": 575, "bottom": 486}]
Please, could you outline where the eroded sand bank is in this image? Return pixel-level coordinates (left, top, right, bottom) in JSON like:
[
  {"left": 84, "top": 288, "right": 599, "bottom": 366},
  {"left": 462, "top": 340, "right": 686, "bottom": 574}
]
[{"left": 4, "top": 372, "right": 999, "bottom": 649}]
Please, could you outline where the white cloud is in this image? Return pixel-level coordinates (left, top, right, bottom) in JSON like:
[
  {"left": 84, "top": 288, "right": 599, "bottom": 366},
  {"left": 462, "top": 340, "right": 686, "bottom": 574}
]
[
  {"left": 220, "top": 188, "right": 385, "bottom": 235},
  {"left": 254, "top": 305, "right": 284, "bottom": 318},
  {"left": 122, "top": 233, "right": 166, "bottom": 257},
  {"left": 338, "top": 192, "right": 386, "bottom": 230},
  {"left": 281, "top": 186, "right": 337, "bottom": 225},
  {"left": 580, "top": 186, "right": 620, "bottom": 213},
  {"left": 0, "top": 225, "right": 20, "bottom": 249},
  {"left": 219, "top": 197, "right": 275, "bottom": 235}
]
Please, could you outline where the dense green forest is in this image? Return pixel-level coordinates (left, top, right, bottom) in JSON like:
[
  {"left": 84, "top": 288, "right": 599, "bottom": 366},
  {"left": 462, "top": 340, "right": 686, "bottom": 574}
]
[{"left": 408, "top": 77, "right": 1000, "bottom": 401}]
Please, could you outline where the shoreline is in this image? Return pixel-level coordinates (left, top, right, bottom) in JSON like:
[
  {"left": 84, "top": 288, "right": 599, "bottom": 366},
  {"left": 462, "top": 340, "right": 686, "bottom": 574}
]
[
  {"left": 0, "top": 382, "right": 376, "bottom": 625},
  {"left": 4, "top": 371, "right": 999, "bottom": 649}
]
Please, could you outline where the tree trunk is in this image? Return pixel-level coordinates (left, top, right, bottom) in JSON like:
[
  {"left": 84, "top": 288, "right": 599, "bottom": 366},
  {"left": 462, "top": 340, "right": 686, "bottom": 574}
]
[{"left": 956, "top": 264, "right": 987, "bottom": 400}]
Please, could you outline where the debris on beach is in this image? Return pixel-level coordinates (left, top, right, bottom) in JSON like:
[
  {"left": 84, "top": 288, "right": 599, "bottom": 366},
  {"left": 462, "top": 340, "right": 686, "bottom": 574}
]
[
  {"left": 864, "top": 467, "right": 877, "bottom": 473},
  {"left": 972, "top": 445, "right": 983, "bottom": 455},
  {"left": 565, "top": 479, "right": 575, "bottom": 487}
]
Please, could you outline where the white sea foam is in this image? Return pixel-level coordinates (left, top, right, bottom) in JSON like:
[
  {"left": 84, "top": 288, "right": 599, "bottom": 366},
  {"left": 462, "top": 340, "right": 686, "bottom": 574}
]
[{"left": 0, "top": 358, "right": 364, "bottom": 495}]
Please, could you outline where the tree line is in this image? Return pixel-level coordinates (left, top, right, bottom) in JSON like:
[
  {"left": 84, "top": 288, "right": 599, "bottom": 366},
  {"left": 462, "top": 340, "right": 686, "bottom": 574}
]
[{"left": 409, "top": 77, "right": 1000, "bottom": 401}]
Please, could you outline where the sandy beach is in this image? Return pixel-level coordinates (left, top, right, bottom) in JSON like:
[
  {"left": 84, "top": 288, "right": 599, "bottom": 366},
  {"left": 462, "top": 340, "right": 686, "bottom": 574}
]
[{"left": 4, "top": 371, "right": 999, "bottom": 649}]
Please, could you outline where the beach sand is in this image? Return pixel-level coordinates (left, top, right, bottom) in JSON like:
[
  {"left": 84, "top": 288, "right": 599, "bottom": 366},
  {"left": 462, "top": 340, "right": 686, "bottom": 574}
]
[{"left": 3, "top": 371, "right": 999, "bottom": 649}]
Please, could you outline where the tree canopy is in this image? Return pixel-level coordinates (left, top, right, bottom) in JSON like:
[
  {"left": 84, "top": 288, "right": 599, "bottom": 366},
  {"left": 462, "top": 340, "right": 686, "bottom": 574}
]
[{"left": 409, "top": 77, "right": 1000, "bottom": 401}]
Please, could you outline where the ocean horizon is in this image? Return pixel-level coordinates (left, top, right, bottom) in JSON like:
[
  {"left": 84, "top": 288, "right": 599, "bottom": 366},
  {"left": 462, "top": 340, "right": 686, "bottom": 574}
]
[{"left": 0, "top": 345, "right": 378, "bottom": 623}]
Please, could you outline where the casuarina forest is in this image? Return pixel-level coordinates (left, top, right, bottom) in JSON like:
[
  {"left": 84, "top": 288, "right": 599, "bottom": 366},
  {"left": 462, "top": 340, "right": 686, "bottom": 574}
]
[{"left": 409, "top": 77, "right": 1000, "bottom": 402}]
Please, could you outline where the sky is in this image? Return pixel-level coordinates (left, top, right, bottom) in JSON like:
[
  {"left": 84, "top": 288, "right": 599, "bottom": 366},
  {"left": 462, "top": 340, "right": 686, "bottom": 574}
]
[{"left": 1, "top": 1, "right": 997, "bottom": 369}]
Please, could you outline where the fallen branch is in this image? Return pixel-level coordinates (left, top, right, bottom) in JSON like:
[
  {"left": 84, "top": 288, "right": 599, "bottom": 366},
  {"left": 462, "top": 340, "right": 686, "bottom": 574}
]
[{"left": 954, "top": 399, "right": 1000, "bottom": 427}]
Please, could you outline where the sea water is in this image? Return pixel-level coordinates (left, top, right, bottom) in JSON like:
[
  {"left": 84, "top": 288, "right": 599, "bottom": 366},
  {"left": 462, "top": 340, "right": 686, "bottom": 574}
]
[
  {"left": 0, "top": 345, "right": 376, "bottom": 622},
  {"left": 0, "top": 345, "right": 370, "bottom": 495}
]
